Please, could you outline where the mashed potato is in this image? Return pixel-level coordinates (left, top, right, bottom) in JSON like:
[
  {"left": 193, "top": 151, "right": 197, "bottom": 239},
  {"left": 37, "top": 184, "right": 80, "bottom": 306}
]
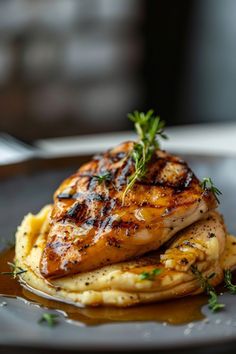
[{"left": 14, "top": 205, "right": 236, "bottom": 307}]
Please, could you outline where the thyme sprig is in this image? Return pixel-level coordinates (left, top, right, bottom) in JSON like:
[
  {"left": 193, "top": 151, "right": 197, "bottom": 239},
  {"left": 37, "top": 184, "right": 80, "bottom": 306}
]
[
  {"left": 0, "top": 262, "right": 27, "bottom": 278},
  {"left": 224, "top": 269, "right": 236, "bottom": 294},
  {"left": 39, "top": 313, "right": 59, "bottom": 327},
  {"left": 200, "top": 177, "right": 222, "bottom": 204},
  {"left": 92, "top": 172, "right": 112, "bottom": 185},
  {"left": 191, "top": 265, "right": 224, "bottom": 312},
  {"left": 122, "top": 110, "right": 167, "bottom": 203},
  {"left": 140, "top": 268, "right": 162, "bottom": 280}
]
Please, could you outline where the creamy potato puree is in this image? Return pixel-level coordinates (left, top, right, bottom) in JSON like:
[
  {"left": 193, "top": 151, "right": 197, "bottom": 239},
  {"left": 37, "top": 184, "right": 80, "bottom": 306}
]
[{"left": 15, "top": 205, "right": 236, "bottom": 307}]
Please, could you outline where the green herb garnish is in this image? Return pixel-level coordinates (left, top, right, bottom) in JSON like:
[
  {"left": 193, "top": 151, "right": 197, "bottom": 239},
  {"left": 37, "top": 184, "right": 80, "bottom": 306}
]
[
  {"left": 140, "top": 268, "right": 163, "bottom": 280},
  {"left": 200, "top": 177, "right": 222, "bottom": 204},
  {"left": 207, "top": 290, "right": 225, "bottom": 312},
  {"left": 122, "top": 110, "right": 167, "bottom": 203},
  {"left": 191, "top": 265, "right": 224, "bottom": 312},
  {"left": 0, "top": 262, "right": 27, "bottom": 278},
  {"left": 39, "top": 313, "right": 59, "bottom": 327},
  {"left": 224, "top": 269, "right": 236, "bottom": 294},
  {"left": 92, "top": 172, "right": 112, "bottom": 185}
]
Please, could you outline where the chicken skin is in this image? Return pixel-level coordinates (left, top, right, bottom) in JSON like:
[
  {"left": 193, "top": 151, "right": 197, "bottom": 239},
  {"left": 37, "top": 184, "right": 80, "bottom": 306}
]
[{"left": 40, "top": 142, "right": 217, "bottom": 278}]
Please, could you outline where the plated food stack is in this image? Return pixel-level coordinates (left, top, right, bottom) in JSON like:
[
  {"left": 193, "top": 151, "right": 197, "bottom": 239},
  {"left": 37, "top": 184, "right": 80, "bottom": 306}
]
[{"left": 15, "top": 111, "right": 236, "bottom": 308}]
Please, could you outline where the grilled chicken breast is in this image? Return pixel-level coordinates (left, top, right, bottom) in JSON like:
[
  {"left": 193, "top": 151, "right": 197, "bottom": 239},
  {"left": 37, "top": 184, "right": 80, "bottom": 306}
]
[
  {"left": 40, "top": 142, "right": 217, "bottom": 278},
  {"left": 16, "top": 206, "right": 231, "bottom": 307}
]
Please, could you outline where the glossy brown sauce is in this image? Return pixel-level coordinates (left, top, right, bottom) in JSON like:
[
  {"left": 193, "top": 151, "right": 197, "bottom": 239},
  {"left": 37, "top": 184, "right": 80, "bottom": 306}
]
[{"left": 0, "top": 247, "right": 208, "bottom": 326}]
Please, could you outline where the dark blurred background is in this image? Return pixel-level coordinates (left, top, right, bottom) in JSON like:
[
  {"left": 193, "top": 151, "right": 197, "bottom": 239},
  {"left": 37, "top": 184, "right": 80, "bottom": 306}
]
[{"left": 0, "top": 0, "right": 235, "bottom": 141}]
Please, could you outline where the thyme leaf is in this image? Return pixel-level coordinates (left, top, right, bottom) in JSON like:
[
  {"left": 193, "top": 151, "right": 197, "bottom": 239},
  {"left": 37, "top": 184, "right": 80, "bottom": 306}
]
[
  {"left": 38, "top": 313, "right": 59, "bottom": 327},
  {"left": 140, "top": 268, "right": 163, "bottom": 280},
  {"left": 200, "top": 177, "right": 222, "bottom": 204},
  {"left": 191, "top": 265, "right": 224, "bottom": 312},
  {"left": 122, "top": 110, "right": 167, "bottom": 203},
  {"left": 224, "top": 269, "right": 236, "bottom": 294},
  {"left": 0, "top": 262, "right": 27, "bottom": 279}
]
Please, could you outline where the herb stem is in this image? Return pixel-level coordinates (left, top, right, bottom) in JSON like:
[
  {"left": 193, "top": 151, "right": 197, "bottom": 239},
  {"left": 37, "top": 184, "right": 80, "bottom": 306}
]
[
  {"left": 0, "top": 262, "right": 27, "bottom": 278},
  {"left": 191, "top": 265, "right": 224, "bottom": 312},
  {"left": 122, "top": 110, "right": 167, "bottom": 204}
]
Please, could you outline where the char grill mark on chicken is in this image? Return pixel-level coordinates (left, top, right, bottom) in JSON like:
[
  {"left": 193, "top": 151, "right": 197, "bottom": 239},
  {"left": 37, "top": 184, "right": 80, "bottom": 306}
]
[{"left": 40, "top": 142, "right": 217, "bottom": 278}]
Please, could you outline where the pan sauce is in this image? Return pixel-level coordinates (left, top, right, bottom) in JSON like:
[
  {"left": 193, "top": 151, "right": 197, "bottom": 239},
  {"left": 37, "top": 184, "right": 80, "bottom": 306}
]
[{"left": 0, "top": 247, "right": 207, "bottom": 326}]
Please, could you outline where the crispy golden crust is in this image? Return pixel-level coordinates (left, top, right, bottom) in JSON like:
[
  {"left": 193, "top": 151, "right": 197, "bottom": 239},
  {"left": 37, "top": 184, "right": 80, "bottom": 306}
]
[{"left": 40, "top": 142, "right": 217, "bottom": 278}]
